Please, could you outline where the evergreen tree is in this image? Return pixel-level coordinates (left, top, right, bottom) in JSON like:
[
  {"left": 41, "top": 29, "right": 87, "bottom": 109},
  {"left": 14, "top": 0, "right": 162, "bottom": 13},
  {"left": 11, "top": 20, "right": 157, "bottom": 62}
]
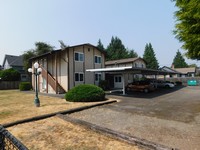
[
  {"left": 97, "top": 39, "right": 105, "bottom": 51},
  {"left": 127, "top": 49, "right": 138, "bottom": 58},
  {"left": 173, "top": 0, "right": 200, "bottom": 60},
  {"left": 106, "top": 36, "right": 128, "bottom": 60},
  {"left": 22, "top": 49, "right": 36, "bottom": 71},
  {"left": 143, "top": 43, "right": 159, "bottom": 69},
  {"left": 172, "top": 50, "right": 188, "bottom": 68}
]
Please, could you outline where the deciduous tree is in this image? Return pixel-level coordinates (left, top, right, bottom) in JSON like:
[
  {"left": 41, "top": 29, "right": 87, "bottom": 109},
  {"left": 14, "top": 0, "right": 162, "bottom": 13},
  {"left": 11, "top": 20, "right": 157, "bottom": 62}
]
[{"left": 173, "top": 0, "right": 200, "bottom": 60}]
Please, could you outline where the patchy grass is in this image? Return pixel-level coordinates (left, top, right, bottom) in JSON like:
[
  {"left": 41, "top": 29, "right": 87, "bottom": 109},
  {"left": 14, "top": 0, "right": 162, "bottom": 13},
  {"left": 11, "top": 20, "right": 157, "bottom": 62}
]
[
  {"left": 0, "top": 90, "right": 105, "bottom": 124},
  {"left": 8, "top": 116, "right": 141, "bottom": 150}
]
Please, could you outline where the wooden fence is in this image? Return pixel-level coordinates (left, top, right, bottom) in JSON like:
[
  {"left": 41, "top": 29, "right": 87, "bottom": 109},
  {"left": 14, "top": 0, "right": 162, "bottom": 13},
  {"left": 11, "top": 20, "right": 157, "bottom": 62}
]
[{"left": 0, "top": 81, "right": 20, "bottom": 90}]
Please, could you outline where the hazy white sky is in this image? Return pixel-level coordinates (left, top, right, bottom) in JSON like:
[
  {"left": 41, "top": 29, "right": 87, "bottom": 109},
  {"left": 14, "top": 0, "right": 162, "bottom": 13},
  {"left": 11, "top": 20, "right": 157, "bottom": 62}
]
[{"left": 0, "top": 0, "right": 199, "bottom": 67}]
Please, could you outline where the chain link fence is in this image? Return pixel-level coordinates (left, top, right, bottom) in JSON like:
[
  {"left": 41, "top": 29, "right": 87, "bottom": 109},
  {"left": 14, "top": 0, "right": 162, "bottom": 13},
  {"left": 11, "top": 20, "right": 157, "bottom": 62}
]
[{"left": 0, "top": 125, "right": 28, "bottom": 150}]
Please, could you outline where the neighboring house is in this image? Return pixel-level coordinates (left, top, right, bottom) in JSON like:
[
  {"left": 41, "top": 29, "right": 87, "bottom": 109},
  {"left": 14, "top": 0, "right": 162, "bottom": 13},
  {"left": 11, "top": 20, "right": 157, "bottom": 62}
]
[
  {"left": 2, "top": 54, "right": 29, "bottom": 81},
  {"left": 174, "top": 67, "right": 197, "bottom": 77},
  {"left": 161, "top": 66, "right": 197, "bottom": 77},
  {"left": 30, "top": 43, "right": 105, "bottom": 94},
  {"left": 105, "top": 57, "right": 146, "bottom": 89}
]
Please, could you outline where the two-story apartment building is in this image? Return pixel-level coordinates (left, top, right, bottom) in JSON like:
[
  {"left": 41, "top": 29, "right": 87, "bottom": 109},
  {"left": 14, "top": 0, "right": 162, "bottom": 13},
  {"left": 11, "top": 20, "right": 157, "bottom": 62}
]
[
  {"left": 30, "top": 43, "right": 105, "bottom": 94},
  {"left": 105, "top": 57, "right": 146, "bottom": 88}
]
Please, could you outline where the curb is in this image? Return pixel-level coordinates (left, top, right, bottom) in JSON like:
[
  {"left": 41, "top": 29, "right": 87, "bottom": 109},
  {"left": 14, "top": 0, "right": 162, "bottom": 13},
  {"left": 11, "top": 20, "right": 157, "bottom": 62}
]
[
  {"left": 57, "top": 114, "right": 178, "bottom": 150},
  {"left": 2, "top": 100, "right": 117, "bottom": 128}
]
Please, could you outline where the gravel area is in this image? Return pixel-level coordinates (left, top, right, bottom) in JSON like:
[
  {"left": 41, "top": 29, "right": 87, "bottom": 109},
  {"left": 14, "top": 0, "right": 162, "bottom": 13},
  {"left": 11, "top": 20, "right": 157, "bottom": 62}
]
[
  {"left": 70, "top": 107, "right": 200, "bottom": 150},
  {"left": 69, "top": 87, "right": 200, "bottom": 150}
]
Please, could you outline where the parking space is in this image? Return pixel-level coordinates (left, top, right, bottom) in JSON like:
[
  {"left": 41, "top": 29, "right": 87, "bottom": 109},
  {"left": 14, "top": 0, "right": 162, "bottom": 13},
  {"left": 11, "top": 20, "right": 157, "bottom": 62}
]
[
  {"left": 107, "top": 86, "right": 200, "bottom": 123},
  {"left": 70, "top": 86, "right": 200, "bottom": 149}
]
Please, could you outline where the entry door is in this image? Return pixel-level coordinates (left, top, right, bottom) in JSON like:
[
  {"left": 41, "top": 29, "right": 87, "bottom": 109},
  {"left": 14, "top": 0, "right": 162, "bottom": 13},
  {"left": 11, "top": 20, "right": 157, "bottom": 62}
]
[{"left": 114, "top": 75, "right": 122, "bottom": 88}]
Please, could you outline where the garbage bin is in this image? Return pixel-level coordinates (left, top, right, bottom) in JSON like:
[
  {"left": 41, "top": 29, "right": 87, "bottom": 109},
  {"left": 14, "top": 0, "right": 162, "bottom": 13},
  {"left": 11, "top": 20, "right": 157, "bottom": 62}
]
[{"left": 187, "top": 80, "right": 197, "bottom": 86}]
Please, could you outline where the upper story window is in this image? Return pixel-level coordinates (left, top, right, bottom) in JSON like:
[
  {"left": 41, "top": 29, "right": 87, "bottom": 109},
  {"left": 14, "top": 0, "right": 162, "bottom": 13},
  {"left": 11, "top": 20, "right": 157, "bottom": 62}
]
[
  {"left": 75, "top": 52, "right": 84, "bottom": 62},
  {"left": 134, "top": 63, "right": 138, "bottom": 67},
  {"left": 95, "top": 56, "right": 101, "bottom": 64}
]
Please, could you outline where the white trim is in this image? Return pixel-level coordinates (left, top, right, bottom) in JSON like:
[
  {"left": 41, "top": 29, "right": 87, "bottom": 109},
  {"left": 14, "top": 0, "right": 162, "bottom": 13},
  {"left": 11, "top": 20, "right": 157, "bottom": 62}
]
[
  {"left": 74, "top": 51, "right": 84, "bottom": 62},
  {"left": 86, "top": 66, "right": 132, "bottom": 72},
  {"left": 94, "top": 55, "right": 102, "bottom": 64}
]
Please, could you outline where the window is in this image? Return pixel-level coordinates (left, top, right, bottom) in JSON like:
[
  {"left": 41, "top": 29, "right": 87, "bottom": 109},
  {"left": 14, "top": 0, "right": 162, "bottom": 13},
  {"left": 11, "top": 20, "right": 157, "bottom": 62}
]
[
  {"left": 75, "top": 73, "right": 84, "bottom": 82},
  {"left": 95, "top": 56, "right": 101, "bottom": 64},
  {"left": 95, "top": 73, "right": 102, "bottom": 82},
  {"left": 75, "top": 52, "right": 84, "bottom": 61},
  {"left": 115, "top": 76, "right": 122, "bottom": 83}
]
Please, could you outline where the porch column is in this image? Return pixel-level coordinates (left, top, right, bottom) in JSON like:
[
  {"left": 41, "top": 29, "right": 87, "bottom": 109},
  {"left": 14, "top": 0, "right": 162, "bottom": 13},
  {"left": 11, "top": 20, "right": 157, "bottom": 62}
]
[{"left": 122, "top": 73, "right": 126, "bottom": 95}]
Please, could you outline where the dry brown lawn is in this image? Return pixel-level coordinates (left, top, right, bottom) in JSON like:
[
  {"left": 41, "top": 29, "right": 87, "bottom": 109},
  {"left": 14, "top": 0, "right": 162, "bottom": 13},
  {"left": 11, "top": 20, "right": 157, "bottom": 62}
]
[
  {"left": 1, "top": 90, "right": 142, "bottom": 150},
  {"left": 8, "top": 116, "right": 141, "bottom": 150},
  {"left": 0, "top": 90, "right": 105, "bottom": 124}
]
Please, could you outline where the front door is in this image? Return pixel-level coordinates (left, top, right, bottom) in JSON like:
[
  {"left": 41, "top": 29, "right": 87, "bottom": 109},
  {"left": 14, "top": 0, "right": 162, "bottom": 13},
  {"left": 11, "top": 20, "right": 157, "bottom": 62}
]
[{"left": 114, "top": 75, "right": 122, "bottom": 88}]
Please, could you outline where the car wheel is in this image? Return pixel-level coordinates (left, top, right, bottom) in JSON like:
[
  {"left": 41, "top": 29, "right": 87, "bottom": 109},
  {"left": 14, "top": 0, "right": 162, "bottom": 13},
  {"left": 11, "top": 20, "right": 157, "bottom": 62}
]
[{"left": 144, "top": 88, "right": 149, "bottom": 93}]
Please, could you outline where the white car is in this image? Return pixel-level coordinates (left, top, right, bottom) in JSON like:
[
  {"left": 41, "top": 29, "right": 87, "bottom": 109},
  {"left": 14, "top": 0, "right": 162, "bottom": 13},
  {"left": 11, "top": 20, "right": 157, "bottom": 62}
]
[{"left": 153, "top": 80, "right": 175, "bottom": 88}]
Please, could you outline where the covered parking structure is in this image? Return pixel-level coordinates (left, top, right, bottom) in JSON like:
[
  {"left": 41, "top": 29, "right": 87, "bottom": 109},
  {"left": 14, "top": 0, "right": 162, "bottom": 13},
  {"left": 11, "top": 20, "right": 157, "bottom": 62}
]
[{"left": 87, "top": 66, "right": 177, "bottom": 95}]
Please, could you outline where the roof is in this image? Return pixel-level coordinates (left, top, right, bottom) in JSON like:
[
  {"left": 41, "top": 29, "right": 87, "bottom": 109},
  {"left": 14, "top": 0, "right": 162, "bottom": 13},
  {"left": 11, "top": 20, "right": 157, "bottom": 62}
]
[
  {"left": 30, "top": 43, "right": 106, "bottom": 61},
  {"left": 161, "top": 66, "right": 181, "bottom": 74},
  {"left": 105, "top": 57, "right": 145, "bottom": 65},
  {"left": 174, "top": 67, "right": 196, "bottom": 74},
  {"left": 87, "top": 66, "right": 176, "bottom": 75},
  {"left": 2, "top": 55, "right": 24, "bottom": 67}
]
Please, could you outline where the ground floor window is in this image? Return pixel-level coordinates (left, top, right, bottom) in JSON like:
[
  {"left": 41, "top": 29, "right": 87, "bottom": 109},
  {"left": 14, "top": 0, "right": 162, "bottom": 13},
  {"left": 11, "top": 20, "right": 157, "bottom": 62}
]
[
  {"left": 115, "top": 76, "right": 122, "bottom": 83},
  {"left": 95, "top": 73, "right": 102, "bottom": 82},
  {"left": 75, "top": 73, "right": 84, "bottom": 82}
]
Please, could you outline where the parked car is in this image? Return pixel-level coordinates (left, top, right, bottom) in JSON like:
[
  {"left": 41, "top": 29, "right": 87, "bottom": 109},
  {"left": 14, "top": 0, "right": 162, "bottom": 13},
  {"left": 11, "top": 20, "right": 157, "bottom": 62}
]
[
  {"left": 126, "top": 80, "right": 155, "bottom": 93},
  {"left": 153, "top": 80, "right": 175, "bottom": 88}
]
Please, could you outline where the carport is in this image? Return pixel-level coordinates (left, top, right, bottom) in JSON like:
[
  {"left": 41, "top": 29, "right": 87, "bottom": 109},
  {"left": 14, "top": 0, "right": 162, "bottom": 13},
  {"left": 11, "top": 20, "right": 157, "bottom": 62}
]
[{"left": 87, "top": 67, "right": 177, "bottom": 95}]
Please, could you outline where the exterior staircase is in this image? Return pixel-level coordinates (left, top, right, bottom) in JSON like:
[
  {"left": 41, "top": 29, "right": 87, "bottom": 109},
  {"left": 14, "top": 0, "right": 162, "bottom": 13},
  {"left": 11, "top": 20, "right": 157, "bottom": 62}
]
[{"left": 41, "top": 66, "right": 66, "bottom": 94}]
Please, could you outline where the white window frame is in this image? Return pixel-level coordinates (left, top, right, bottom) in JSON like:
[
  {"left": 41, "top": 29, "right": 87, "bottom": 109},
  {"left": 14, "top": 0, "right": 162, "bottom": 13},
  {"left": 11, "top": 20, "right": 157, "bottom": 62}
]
[
  {"left": 115, "top": 76, "right": 122, "bottom": 83},
  {"left": 74, "top": 52, "right": 84, "bottom": 62},
  {"left": 95, "top": 73, "right": 102, "bottom": 82},
  {"left": 75, "top": 72, "right": 84, "bottom": 82},
  {"left": 95, "top": 55, "right": 102, "bottom": 64}
]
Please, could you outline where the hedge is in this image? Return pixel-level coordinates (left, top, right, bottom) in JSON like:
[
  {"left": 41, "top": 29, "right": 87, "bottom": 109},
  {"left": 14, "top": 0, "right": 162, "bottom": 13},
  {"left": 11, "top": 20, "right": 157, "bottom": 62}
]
[{"left": 65, "top": 84, "right": 105, "bottom": 102}]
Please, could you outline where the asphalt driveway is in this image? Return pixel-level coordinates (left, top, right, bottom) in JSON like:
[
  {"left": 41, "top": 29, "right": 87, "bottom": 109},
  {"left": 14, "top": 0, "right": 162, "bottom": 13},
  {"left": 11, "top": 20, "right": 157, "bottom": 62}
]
[{"left": 70, "top": 86, "right": 200, "bottom": 150}]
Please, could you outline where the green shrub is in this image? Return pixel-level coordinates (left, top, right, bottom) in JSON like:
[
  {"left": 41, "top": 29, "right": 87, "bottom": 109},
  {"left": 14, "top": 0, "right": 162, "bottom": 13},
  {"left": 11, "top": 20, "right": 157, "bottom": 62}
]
[
  {"left": 19, "top": 82, "right": 32, "bottom": 91},
  {"left": 65, "top": 84, "right": 105, "bottom": 102},
  {"left": 0, "top": 68, "right": 20, "bottom": 81}
]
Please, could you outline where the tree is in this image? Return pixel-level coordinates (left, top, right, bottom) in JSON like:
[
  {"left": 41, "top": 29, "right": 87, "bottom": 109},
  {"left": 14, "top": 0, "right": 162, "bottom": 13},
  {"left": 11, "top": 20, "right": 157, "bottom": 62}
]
[
  {"left": 188, "top": 64, "right": 197, "bottom": 68},
  {"left": 173, "top": 0, "right": 200, "bottom": 60},
  {"left": 22, "top": 50, "right": 36, "bottom": 71},
  {"left": 143, "top": 43, "right": 159, "bottom": 69},
  {"left": 35, "top": 42, "right": 54, "bottom": 56},
  {"left": 127, "top": 49, "right": 138, "bottom": 58},
  {"left": 106, "top": 36, "right": 129, "bottom": 60},
  {"left": 22, "top": 42, "right": 54, "bottom": 71},
  {"left": 172, "top": 50, "right": 188, "bottom": 68},
  {"left": 97, "top": 39, "right": 105, "bottom": 51},
  {"left": 59, "top": 40, "right": 69, "bottom": 50}
]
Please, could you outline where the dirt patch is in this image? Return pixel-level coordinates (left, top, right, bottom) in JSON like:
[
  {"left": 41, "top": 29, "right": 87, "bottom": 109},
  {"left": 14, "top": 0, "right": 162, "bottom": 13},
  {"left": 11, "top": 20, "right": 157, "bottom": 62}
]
[{"left": 8, "top": 116, "right": 141, "bottom": 150}]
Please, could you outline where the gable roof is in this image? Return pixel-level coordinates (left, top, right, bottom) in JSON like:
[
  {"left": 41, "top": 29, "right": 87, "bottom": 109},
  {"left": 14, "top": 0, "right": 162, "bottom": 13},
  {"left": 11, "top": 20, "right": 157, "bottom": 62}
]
[
  {"left": 30, "top": 43, "right": 105, "bottom": 61},
  {"left": 105, "top": 57, "right": 145, "bottom": 66},
  {"left": 174, "top": 67, "right": 196, "bottom": 74},
  {"left": 161, "top": 66, "right": 181, "bottom": 73},
  {"left": 2, "top": 55, "right": 24, "bottom": 67},
  {"left": 161, "top": 66, "right": 196, "bottom": 74}
]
